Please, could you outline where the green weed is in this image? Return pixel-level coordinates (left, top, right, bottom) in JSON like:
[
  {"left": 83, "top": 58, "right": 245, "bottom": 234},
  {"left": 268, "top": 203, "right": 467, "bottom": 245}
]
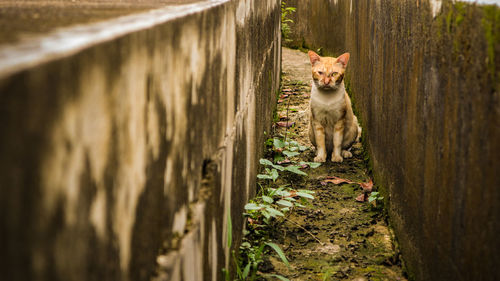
[
  {"left": 231, "top": 134, "right": 319, "bottom": 280},
  {"left": 281, "top": 1, "right": 296, "bottom": 43}
]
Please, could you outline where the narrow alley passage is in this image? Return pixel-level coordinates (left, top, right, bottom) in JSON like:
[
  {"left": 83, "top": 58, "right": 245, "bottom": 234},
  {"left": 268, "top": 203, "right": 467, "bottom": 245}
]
[{"left": 264, "top": 48, "right": 407, "bottom": 280}]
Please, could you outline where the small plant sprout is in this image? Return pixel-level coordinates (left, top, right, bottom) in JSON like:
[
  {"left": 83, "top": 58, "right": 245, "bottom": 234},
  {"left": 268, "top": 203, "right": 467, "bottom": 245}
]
[{"left": 368, "top": 191, "right": 384, "bottom": 208}]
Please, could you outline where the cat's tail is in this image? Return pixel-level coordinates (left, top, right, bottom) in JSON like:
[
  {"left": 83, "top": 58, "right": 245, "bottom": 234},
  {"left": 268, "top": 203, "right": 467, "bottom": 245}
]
[{"left": 354, "top": 116, "right": 362, "bottom": 142}]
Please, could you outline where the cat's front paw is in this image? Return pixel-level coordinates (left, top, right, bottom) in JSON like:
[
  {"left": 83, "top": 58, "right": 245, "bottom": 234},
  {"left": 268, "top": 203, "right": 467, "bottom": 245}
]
[
  {"left": 331, "top": 155, "right": 343, "bottom": 163},
  {"left": 314, "top": 154, "right": 327, "bottom": 163},
  {"left": 341, "top": 150, "right": 352, "bottom": 158}
]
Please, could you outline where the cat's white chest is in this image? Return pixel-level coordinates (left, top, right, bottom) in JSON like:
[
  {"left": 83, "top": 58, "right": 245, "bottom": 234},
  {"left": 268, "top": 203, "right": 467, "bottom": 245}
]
[{"left": 310, "top": 85, "right": 345, "bottom": 127}]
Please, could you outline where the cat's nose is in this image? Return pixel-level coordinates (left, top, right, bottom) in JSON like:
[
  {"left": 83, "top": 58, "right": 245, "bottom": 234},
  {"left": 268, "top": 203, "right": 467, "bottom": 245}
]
[{"left": 324, "top": 77, "right": 331, "bottom": 84}]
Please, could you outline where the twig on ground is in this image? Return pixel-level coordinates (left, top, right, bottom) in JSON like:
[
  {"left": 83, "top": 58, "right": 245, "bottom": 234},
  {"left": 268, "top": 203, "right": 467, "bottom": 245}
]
[
  {"left": 284, "top": 87, "right": 292, "bottom": 144},
  {"left": 283, "top": 217, "right": 324, "bottom": 246}
]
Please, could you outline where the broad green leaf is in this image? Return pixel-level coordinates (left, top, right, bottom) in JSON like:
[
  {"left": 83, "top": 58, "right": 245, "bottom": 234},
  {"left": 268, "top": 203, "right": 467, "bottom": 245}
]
[
  {"left": 270, "top": 169, "right": 279, "bottom": 182},
  {"left": 260, "top": 159, "right": 285, "bottom": 171},
  {"left": 281, "top": 207, "right": 290, "bottom": 212},
  {"left": 274, "top": 164, "right": 285, "bottom": 171},
  {"left": 261, "top": 210, "right": 271, "bottom": 220},
  {"left": 266, "top": 206, "right": 284, "bottom": 217},
  {"left": 296, "top": 192, "right": 314, "bottom": 199},
  {"left": 269, "top": 274, "right": 291, "bottom": 281},
  {"left": 242, "top": 263, "right": 251, "bottom": 279},
  {"left": 240, "top": 242, "right": 251, "bottom": 248},
  {"left": 283, "top": 150, "right": 300, "bottom": 157},
  {"left": 258, "top": 168, "right": 281, "bottom": 182},
  {"left": 273, "top": 138, "right": 286, "bottom": 149},
  {"left": 270, "top": 187, "right": 292, "bottom": 197},
  {"left": 274, "top": 154, "right": 285, "bottom": 163},
  {"left": 284, "top": 165, "right": 307, "bottom": 176},
  {"left": 265, "top": 242, "right": 290, "bottom": 268},
  {"left": 268, "top": 187, "right": 278, "bottom": 197},
  {"left": 244, "top": 203, "right": 261, "bottom": 210},
  {"left": 257, "top": 174, "right": 273, "bottom": 180},
  {"left": 260, "top": 158, "right": 274, "bottom": 166},
  {"left": 297, "top": 189, "right": 315, "bottom": 194},
  {"left": 308, "top": 162, "right": 321, "bottom": 168},
  {"left": 276, "top": 199, "right": 293, "bottom": 207},
  {"left": 262, "top": 195, "right": 274, "bottom": 204},
  {"left": 274, "top": 189, "right": 290, "bottom": 197},
  {"left": 298, "top": 161, "right": 321, "bottom": 168}
]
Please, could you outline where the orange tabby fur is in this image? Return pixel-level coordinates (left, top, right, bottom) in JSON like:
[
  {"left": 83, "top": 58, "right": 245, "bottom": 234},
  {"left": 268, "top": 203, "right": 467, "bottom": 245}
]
[{"left": 308, "top": 50, "right": 361, "bottom": 163}]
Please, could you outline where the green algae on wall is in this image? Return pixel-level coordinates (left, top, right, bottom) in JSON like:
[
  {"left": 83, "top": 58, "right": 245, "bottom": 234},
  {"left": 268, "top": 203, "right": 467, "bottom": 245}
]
[
  {"left": 481, "top": 4, "right": 500, "bottom": 89},
  {"left": 286, "top": 0, "right": 500, "bottom": 280}
]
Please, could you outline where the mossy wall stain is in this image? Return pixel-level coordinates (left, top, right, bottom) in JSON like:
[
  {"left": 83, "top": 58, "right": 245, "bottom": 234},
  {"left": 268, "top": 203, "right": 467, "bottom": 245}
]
[
  {"left": 287, "top": 0, "right": 500, "bottom": 280},
  {"left": 0, "top": 1, "right": 281, "bottom": 281}
]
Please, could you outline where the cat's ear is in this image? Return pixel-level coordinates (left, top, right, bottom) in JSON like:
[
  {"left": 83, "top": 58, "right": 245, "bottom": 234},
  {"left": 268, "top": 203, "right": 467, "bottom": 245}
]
[
  {"left": 336, "top": 52, "right": 350, "bottom": 68},
  {"left": 308, "top": 51, "right": 321, "bottom": 65}
]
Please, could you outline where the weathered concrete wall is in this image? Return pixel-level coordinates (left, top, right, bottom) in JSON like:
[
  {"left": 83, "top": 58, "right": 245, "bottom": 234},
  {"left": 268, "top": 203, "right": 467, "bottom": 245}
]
[
  {"left": 286, "top": 0, "right": 499, "bottom": 280},
  {"left": 0, "top": 1, "right": 281, "bottom": 280}
]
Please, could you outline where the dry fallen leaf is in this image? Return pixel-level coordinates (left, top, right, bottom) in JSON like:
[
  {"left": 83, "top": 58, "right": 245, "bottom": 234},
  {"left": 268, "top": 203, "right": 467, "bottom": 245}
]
[
  {"left": 355, "top": 193, "right": 367, "bottom": 202},
  {"left": 279, "top": 113, "right": 288, "bottom": 120},
  {"left": 322, "top": 176, "right": 375, "bottom": 203},
  {"left": 277, "top": 99, "right": 284, "bottom": 103},
  {"left": 359, "top": 179, "right": 373, "bottom": 192},
  {"left": 280, "top": 94, "right": 289, "bottom": 99},
  {"left": 321, "top": 176, "right": 354, "bottom": 185},
  {"left": 282, "top": 88, "right": 292, "bottom": 92},
  {"left": 276, "top": 121, "right": 295, "bottom": 128}
]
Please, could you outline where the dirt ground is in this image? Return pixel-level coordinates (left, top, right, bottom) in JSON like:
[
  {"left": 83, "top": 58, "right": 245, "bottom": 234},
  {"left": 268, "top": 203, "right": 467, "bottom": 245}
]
[{"left": 262, "top": 48, "right": 407, "bottom": 281}]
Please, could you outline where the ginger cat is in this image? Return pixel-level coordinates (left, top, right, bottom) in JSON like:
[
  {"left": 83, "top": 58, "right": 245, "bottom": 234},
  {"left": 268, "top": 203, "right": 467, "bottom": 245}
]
[{"left": 308, "top": 50, "right": 361, "bottom": 163}]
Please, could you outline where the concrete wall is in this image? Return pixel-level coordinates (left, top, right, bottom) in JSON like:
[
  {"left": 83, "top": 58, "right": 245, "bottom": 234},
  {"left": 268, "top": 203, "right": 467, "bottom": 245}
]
[
  {"left": 286, "top": 0, "right": 499, "bottom": 280},
  {"left": 0, "top": 1, "right": 281, "bottom": 280}
]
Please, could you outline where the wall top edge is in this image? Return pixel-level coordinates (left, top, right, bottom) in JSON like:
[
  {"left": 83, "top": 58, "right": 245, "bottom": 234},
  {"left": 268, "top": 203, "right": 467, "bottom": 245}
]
[{"left": 0, "top": 0, "right": 229, "bottom": 78}]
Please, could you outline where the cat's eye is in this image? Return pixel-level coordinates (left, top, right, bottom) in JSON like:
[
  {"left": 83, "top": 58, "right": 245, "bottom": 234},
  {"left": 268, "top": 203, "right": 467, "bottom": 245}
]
[
  {"left": 318, "top": 71, "right": 324, "bottom": 75},
  {"left": 332, "top": 72, "right": 338, "bottom": 76}
]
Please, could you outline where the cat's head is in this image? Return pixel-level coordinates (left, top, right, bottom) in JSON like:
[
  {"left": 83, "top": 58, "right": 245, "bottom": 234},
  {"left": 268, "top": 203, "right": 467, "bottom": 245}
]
[{"left": 308, "top": 50, "right": 350, "bottom": 90}]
